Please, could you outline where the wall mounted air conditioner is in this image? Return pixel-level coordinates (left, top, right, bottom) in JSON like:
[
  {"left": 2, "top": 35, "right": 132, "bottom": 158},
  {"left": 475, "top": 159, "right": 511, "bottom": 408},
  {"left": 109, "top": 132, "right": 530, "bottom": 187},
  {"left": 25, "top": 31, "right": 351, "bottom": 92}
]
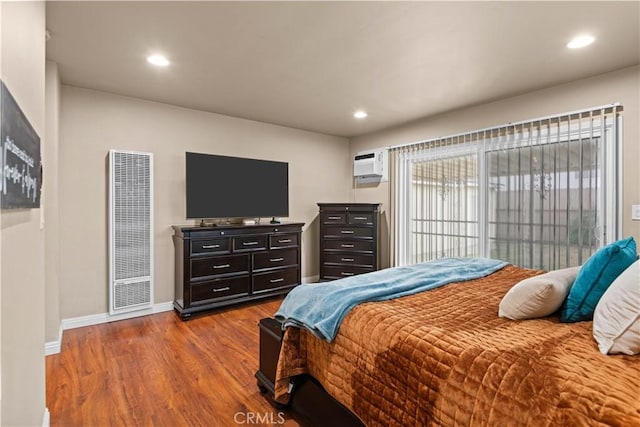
[
  {"left": 354, "top": 149, "right": 388, "bottom": 183},
  {"left": 108, "top": 150, "right": 154, "bottom": 315}
]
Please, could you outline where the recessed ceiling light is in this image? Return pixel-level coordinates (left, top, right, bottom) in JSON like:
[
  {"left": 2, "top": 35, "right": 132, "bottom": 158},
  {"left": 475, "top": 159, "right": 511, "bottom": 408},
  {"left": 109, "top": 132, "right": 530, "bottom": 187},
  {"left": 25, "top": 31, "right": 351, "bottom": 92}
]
[
  {"left": 354, "top": 111, "right": 368, "bottom": 119},
  {"left": 567, "top": 35, "right": 595, "bottom": 49},
  {"left": 147, "top": 54, "right": 170, "bottom": 67}
]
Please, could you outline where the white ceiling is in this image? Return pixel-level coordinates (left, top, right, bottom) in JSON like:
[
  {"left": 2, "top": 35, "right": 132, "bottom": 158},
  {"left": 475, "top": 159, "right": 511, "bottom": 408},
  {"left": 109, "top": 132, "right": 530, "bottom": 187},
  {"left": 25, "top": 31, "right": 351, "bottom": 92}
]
[{"left": 45, "top": 1, "right": 639, "bottom": 138}]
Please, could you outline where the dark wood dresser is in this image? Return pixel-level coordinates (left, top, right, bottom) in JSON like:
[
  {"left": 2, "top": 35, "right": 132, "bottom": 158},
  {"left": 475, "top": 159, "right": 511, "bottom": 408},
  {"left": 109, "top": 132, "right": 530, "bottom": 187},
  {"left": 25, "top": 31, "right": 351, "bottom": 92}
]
[
  {"left": 318, "top": 203, "right": 380, "bottom": 281},
  {"left": 173, "top": 222, "right": 304, "bottom": 319}
]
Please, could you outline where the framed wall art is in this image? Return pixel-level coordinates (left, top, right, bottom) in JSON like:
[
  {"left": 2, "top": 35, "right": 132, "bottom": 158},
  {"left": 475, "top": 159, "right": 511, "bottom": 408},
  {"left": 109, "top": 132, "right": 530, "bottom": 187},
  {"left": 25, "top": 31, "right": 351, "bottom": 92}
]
[{"left": 0, "top": 80, "right": 41, "bottom": 209}]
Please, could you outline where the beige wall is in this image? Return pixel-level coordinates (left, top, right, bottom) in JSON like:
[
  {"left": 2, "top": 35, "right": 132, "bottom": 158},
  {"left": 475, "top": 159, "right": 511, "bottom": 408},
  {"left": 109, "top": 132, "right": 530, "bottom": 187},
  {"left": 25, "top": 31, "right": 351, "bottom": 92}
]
[
  {"left": 350, "top": 66, "right": 640, "bottom": 266},
  {"left": 45, "top": 61, "right": 61, "bottom": 343},
  {"left": 0, "top": 1, "right": 47, "bottom": 426},
  {"left": 58, "top": 86, "right": 350, "bottom": 319}
]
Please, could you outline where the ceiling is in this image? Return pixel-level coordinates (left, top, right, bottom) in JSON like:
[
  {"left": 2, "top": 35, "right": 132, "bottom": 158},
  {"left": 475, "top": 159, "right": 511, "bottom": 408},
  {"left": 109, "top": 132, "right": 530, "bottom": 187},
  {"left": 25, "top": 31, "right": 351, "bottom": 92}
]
[{"left": 45, "top": 1, "right": 639, "bottom": 138}]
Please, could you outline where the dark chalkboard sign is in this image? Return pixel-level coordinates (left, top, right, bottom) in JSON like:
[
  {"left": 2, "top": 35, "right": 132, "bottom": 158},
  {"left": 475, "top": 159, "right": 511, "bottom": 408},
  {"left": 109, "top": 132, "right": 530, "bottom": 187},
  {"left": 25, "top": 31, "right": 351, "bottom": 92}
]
[{"left": 0, "top": 80, "right": 41, "bottom": 209}]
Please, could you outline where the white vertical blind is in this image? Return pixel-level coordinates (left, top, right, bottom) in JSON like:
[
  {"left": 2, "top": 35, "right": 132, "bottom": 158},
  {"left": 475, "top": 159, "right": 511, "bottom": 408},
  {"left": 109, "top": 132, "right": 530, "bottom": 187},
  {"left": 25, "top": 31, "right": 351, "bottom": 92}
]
[{"left": 391, "top": 105, "right": 622, "bottom": 269}]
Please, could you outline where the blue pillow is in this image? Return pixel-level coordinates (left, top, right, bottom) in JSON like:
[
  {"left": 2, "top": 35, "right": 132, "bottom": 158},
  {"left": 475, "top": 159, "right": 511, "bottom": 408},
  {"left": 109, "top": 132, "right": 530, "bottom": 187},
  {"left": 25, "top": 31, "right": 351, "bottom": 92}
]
[{"left": 560, "top": 237, "right": 638, "bottom": 323}]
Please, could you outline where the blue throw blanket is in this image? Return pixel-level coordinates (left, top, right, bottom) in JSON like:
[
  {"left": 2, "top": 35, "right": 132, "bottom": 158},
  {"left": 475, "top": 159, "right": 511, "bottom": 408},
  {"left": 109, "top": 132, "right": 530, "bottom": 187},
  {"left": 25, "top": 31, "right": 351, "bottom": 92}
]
[{"left": 275, "top": 257, "right": 508, "bottom": 342}]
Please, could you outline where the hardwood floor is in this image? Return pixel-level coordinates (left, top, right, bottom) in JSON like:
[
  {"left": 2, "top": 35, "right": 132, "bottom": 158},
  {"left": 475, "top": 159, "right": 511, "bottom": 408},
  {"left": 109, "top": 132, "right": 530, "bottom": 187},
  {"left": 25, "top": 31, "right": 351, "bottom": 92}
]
[{"left": 46, "top": 298, "right": 308, "bottom": 426}]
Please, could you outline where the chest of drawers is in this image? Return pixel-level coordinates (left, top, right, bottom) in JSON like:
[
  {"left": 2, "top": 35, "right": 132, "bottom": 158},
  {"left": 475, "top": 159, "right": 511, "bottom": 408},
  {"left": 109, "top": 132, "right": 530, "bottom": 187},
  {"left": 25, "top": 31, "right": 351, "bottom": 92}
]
[
  {"left": 173, "top": 222, "right": 304, "bottom": 319},
  {"left": 317, "top": 203, "right": 380, "bottom": 281}
]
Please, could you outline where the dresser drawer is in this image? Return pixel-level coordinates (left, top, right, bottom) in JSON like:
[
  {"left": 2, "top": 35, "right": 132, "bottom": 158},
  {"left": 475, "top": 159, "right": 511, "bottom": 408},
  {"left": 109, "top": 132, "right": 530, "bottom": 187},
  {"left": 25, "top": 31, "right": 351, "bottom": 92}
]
[
  {"left": 321, "top": 265, "right": 373, "bottom": 280},
  {"left": 270, "top": 233, "right": 298, "bottom": 249},
  {"left": 347, "top": 212, "right": 374, "bottom": 225},
  {"left": 253, "top": 267, "right": 299, "bottom": 293},
  {"left": 324, "top": 226, "right": 373, "bottom": 239},
  {"left": 191, "top": 254, "right": 250, "bottom": 279},
  {"left": 321, "top": 212, "right": 346, "bottom": 224},
  {"left": 190, "top": 276, "right": 250, "bottom": 305},
  {"left": 324, "top": 253, "right": 374, "bottom": 267},
  {"left": 254, "top": 248, "right": 298, "bottom": 271},
  {"left": 233, "top": 235, "right": 268, "bottom": 252},
  {"left": 191, "top": 237, "right": 230, "bottom": 255},
  {"left": 324, "top": 239, "right": 374, "bottom": 253}
]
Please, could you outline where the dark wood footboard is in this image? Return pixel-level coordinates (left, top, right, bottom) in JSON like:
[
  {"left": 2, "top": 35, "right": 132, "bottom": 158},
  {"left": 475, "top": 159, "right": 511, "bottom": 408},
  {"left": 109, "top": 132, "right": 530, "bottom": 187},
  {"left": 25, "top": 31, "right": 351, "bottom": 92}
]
[
  {"left": 255, "top": 318, "right": 364, "bottom": 426},
  {"left": 255, "top": 318, "right": 283, "bottom": 403}
]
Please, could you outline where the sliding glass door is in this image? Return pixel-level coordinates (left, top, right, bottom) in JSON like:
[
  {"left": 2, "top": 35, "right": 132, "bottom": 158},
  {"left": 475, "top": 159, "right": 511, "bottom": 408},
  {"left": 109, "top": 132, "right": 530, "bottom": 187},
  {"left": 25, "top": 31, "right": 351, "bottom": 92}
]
[
  {"left": 393, "top": 106, "right": 620, "bottom": 269},
  {"left": 409, "top": 153, "right": 478, "bottom": 264},
  {"left": 486, "top": 137, "right": 600, "bottom": 270}
]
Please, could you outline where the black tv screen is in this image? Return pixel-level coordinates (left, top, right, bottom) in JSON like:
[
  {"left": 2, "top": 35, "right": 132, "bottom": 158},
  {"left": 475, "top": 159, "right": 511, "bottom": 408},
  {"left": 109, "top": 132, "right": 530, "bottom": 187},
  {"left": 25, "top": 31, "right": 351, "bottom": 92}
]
[{"left": 186, "top": 152, "right": 289, "bottom": 219}]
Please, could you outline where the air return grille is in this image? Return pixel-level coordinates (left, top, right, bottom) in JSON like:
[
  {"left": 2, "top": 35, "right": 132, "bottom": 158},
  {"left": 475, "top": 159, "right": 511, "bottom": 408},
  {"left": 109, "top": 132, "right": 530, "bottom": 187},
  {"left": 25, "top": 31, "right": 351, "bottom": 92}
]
[
  {"left": 109, "top": 150, "right": 153, "bottom": 315},
  {"left": 114, "top": 280, "right": 152, "bottom": 310}
]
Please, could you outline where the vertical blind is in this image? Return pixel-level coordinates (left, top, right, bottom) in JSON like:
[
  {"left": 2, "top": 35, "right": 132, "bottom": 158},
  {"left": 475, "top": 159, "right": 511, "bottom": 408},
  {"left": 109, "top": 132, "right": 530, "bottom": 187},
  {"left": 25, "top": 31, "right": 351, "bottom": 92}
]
[{"left": 391, "top": 105, "right": 622, "bottom": 270}]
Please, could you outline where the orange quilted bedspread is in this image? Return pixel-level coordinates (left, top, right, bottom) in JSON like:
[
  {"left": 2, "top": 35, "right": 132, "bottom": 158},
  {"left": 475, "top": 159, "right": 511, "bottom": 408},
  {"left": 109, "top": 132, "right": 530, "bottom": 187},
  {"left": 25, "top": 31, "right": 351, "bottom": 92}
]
[{"left": 274, "top": 265, "right": 640, "bottom": 426}]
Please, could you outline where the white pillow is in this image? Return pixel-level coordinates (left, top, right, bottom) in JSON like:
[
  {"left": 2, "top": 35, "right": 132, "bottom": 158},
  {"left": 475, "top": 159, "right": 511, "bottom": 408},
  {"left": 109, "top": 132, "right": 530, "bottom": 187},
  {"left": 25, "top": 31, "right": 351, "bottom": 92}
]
[
  {"left": 499, "top": 267, "right": 580, "bottom": 320},
  {"left": 593, "top": 259, "right": 640, "bottom": 355}
]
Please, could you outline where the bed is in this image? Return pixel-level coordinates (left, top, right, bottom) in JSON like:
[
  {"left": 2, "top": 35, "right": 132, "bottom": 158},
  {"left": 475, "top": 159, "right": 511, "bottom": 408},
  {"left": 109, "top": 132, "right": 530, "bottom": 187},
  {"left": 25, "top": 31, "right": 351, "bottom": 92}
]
[{"left": 259, "top": 262, "right": 640, "bottom": 426}]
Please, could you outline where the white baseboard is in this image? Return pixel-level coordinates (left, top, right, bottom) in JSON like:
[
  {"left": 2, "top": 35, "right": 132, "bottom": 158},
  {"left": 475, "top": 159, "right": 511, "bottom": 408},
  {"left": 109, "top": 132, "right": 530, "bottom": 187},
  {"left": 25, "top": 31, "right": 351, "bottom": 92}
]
[
  {"left": 42, "top": 407, "right": 50, "bottom": 427},
  {"left": 44, "top": 324, "right": 63, "bottom": 356},
  {"left": 61, "top": 301, "right": 174, "bottom": 331},
  {"left": 44, "top": 302, "right": 174, "bottom": 356}
]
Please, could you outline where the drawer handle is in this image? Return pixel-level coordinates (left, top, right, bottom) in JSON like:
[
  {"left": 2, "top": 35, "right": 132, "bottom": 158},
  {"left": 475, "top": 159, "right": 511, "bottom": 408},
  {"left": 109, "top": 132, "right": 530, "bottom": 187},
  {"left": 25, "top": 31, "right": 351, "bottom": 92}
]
[
  {"left": 341, "top": 258, "right": 355, "bottom": 262},
  {"left": 341, "top": 230, "right": 355, "bottom": 234},
  {"left": 353, "top": 216, "right": 368, "bottom": 220},
  {"left": 341, "top": 272, "right": 355, "bottom": 276},
  {"left": 202, "top": 244, "right": 221, "bottom": 249},
  {"left": 212, "top": 264, "right": 230, "bottom": 269},
  {"left": 328, "top": 216, "right": 341, "bottom": 220},
  {"left": 270, "top": 258, "right": 284, "bottom": 262},
  {"left": 213, "top": 287, "right": 230, "bottom": 293},
  {"left": 278, "top": 239, "right": 292, "bottom": 243},
  {"left": 270, "top": 278, "right": 284, "bottom": 283},
  {"left": 341, "top": 244, "right": 355, "bottom": 248},
  {"left": 243, "top": 241, "right": 259, "bottom": 246}
]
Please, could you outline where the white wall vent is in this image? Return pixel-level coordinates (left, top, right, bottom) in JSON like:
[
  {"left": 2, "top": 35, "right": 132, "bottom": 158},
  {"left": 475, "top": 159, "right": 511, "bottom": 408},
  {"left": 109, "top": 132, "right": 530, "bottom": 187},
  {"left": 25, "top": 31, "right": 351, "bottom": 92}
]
[{"left": 109, "top": 150, "right": 154, "bottom": 315}]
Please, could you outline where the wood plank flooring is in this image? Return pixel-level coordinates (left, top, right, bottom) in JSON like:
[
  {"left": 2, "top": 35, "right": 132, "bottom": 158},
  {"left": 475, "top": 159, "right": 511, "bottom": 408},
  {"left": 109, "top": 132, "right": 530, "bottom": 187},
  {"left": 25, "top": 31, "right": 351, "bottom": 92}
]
[{"left": 46, "top": 298, "right": 308, "bottom": 427}]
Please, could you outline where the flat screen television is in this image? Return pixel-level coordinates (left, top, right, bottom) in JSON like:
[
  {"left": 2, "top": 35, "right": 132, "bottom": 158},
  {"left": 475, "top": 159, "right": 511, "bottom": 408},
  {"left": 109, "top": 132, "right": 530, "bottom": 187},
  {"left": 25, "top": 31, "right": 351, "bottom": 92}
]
[{"left": 185, "top": 152, "right": 289, "bottom": 219}]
